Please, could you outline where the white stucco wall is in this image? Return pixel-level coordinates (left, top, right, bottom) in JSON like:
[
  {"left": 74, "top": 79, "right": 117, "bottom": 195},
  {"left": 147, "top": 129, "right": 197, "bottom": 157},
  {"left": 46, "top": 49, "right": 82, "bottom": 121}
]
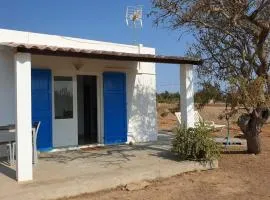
[
  {"left": 127, "top": 71, "right": 157, "bottom": 143},
  {"left": 0, "top": 47, "right": 15, "bottom": 157},
  {"left": 30, "top": 55, "right": 157, "bottom": 146},
  {"left": 0, "top": 29, "right": 157, "bottom": 149},
  {"left": 0, "top": 46, "right": 15, "bottom": 126}
]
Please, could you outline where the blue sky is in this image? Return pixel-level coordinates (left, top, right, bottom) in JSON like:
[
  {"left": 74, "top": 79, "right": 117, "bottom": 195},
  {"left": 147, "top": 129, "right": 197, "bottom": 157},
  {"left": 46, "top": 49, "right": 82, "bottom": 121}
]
[{"left": 0, "top": 0, "right": 194, "bottom": 92}]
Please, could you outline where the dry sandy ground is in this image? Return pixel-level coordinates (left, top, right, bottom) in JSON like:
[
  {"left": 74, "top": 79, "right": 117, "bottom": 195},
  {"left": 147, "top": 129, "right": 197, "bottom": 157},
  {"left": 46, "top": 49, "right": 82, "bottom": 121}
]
[
  {"left": 59, "top": 104, "right": 270, "bottom": 200},
  {"left": 59, "top": 130, "right": 270, "bottom": 200}
]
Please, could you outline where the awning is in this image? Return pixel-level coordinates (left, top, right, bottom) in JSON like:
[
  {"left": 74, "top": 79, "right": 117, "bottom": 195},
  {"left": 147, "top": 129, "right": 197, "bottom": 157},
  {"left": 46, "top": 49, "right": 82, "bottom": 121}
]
[{"left": 1, "top": 42, "right": 202, "bottom": 65}]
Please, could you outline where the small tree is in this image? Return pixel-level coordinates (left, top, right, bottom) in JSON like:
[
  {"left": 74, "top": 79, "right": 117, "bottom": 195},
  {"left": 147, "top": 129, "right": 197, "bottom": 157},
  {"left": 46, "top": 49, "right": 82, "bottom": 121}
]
[
  {"left": 151, "top": 0, "right": 270, "bottom": 153},
  {"left": 157, "top": 91, "right": 180, "bottom": 103},
  {"left": 195, "top": 82, "right": 224, "bottom": 108}
]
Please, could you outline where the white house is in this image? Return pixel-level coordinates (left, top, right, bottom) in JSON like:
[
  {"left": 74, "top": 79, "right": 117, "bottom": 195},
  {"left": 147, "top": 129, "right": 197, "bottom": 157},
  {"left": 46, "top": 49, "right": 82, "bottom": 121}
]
[{"left": 0, "top": 29, "right": 200, "bottom": 182}]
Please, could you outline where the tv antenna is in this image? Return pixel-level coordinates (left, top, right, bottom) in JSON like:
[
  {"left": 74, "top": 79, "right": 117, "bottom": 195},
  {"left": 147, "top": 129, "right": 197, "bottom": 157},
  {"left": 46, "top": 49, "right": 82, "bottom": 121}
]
[{"left": 126, "top": 5, "right": 143, "bottom": 44}]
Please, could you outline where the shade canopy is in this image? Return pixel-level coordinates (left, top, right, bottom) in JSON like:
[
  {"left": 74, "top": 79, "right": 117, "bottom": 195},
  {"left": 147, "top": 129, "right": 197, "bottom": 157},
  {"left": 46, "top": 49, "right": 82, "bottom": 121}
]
[{"left": 1, "top": 42, "right": 202, "bottom": 65}]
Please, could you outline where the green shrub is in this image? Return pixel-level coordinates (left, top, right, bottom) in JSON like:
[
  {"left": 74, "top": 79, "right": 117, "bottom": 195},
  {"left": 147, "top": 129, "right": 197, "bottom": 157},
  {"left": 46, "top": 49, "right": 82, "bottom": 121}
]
[{"left": 171, "top": 123, "right": 220, "bottom": 161}]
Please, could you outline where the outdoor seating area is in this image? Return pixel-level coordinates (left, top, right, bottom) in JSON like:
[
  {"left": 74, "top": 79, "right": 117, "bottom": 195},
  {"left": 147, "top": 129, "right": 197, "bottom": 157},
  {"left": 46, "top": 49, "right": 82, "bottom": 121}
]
[
  {"left": 0, "top": 122, "right": 41, "bottom": 165},
  {"left": 0, "top": 125, "right": 15, "bottom": 165},
  {"left": 0, "top": 133, "right": 217, "bottom": 200}
]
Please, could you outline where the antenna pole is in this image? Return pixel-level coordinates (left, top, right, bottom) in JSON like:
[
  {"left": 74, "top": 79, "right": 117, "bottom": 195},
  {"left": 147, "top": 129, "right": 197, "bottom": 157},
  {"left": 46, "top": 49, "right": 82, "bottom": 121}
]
[
  {"left": 133, "top": 21, "right": 135, "bottom": 44},
  {"left": 126, "top": 5, "right": 143, "bottom": 45},
  {"left": 133, "top": 21, "right": 138, "bottom": 45}
]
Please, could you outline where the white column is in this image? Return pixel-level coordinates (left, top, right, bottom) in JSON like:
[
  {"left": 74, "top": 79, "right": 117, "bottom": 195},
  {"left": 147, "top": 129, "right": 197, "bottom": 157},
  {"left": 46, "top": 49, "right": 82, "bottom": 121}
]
[
  {"left": 180, "top": 64, "right": 195, "bottom": 128},
  {"left": 15, "top": 53, "right": 33, "bottom": 182}
]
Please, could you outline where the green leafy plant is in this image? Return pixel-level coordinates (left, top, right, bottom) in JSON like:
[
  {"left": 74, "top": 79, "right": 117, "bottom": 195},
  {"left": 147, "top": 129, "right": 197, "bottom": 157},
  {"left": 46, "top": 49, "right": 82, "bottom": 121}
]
[{"left": 171, "top": 123, "right": 220, "bottom": 161}]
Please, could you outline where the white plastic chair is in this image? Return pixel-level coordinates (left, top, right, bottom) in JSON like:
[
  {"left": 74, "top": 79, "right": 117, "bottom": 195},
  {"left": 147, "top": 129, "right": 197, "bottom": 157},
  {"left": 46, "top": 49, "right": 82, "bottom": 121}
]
[
  {"left": 6, "top": 142, "right": 14, "bottom": 165},
  {"left": 11, "top": 121, "right": 41, "bottom": 165},
  {"left": 175, "top": 111, "right": 225, "bottom": 130},
  {"left": 32, "top": 121, "right": 41, "bottom": 164},
  {"left": 0, "top": 125, "right": 15, "bottom": 165}
]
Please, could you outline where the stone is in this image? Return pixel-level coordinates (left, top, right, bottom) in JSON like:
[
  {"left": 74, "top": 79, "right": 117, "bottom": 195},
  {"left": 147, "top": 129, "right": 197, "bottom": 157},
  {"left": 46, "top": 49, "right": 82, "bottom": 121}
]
[{"left": 125, "top": 181, "right": 151, "bottom": 191}]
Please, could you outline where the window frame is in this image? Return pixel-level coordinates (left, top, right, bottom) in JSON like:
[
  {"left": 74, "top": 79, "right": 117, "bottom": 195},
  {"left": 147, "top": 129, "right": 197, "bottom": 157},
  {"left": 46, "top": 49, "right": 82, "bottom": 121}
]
[{"left": 54, "top": 76, "right": 74, "bottom": 119}]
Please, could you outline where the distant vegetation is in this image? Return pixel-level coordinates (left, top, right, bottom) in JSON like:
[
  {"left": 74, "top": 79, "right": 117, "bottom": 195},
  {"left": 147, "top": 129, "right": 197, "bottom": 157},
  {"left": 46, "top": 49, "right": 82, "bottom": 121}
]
[
  {"left": 156, "top": 91, "right": 180, "bottom": 103},
  {"left": 157, "top": 83, "right": 225, "bottom": 106},
  {"left": 194, "top": 82, "right": 225, "bottom": 108}
]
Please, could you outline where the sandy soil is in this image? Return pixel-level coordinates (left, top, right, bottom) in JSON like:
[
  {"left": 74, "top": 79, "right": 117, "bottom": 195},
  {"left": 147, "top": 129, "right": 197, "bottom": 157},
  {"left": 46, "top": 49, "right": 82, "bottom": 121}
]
[{"left": 59, "top": 105, "right": 270, "bottom": 200}]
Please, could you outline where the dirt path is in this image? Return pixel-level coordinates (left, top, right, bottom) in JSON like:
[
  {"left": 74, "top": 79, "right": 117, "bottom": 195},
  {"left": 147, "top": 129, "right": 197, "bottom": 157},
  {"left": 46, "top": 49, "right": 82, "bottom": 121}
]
[{"left": 59, "top": 128, "right": 270, "bottom": 200}]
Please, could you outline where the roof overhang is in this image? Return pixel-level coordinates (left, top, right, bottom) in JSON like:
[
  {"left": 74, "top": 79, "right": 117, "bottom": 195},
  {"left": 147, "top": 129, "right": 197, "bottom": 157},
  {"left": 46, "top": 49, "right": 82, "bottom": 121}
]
[{"left": 2, "top": 42, "right": 203, "bottom": 65}]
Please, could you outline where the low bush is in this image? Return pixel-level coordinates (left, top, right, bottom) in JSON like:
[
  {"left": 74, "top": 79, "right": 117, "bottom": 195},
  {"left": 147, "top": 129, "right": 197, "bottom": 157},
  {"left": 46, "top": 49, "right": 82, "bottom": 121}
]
[{"left": 171, "top": 123, "right": 220, "bottom": 161}]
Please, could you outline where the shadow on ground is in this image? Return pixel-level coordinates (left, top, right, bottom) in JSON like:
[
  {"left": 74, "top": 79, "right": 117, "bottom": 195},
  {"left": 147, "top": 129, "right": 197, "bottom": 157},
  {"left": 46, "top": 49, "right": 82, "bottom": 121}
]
[
  {"left": 0, "top": 158, "right": 16, "bottom": 180},
  {"left": 39, "top": 133, "right": 178, "bottom": 165},
  {"left": 221, "top": 150, "right": 247, "bottom": 154}
]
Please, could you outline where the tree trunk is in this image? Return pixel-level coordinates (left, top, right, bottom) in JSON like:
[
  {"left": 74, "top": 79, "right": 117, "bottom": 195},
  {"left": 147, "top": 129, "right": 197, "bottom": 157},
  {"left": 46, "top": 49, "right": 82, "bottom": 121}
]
[
  {"left": 246, "top": 111, "right": 262, "bottom": 154},
  {"left": 238, "top": 108, "right": 269, "bottom": 154},
  {"left": 246, "top": 135, "right": 261, "bottom": 154}
]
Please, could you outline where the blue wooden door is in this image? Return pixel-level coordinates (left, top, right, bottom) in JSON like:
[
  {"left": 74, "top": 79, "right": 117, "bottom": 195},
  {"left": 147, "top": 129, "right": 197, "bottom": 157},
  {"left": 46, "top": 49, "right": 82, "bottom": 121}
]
[
  {"left": 103, "top": 72, "right": 127, "bottom": 144},
  {"left": 31, "top": 69, "right": 53, "bottom": 151}
]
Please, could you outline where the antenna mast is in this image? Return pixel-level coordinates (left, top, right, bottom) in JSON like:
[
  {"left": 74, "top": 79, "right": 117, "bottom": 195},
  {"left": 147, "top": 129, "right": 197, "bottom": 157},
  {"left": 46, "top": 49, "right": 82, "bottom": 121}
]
[{"left": 126, "top": 5, "right": 143, "bottom": 44}]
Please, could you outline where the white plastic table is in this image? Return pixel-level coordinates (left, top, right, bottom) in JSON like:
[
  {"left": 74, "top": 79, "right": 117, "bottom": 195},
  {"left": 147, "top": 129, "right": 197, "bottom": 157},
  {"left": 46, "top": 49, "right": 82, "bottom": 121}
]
[
  {"left": 0, "top": 129, "right": 15, "bottom": 142},
  {"left": 0, "top": 126, "right": 36, "bottom": 165},
  {"left": 0, "top": 129, "right": 15, "bottom": 164}
]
